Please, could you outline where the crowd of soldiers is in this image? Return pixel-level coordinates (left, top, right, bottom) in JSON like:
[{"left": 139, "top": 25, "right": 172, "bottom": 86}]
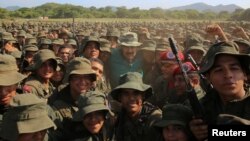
[{"left": 0, "top": 20, "right": 250, "bottom": 141}]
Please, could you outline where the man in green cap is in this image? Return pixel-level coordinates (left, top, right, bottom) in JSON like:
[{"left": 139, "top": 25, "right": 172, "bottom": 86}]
[
  {"left": 109, "top": 32, "right": 143, "bottom": 88},
  {"left": 0, "top": 54, "right": 27, "bottom": 135},
  {"left": 23, "top": 49, "right": 57, "bottom": 100},
  {"left": 154, "top": 104, "right": 195, "bottom": 141},
  {"left": 0, "top": 94, "right": 56, "bottom": 141},
  {"left": 189, "top": 41, "right": 250, "bottom": 140},
  {"left": 50, "top": 57, "right": 97, "bottom": 140},
  {"left": 72, "top": 91, "right": 114, "bottom": 141},
  {"left": 111, "top": 72, "right": 162, "bottom": 141}
]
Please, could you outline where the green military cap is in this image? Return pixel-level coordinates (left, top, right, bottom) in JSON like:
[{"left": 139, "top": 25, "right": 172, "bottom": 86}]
[
  {"left": 37, "top": 32, "right": 47, "bottom": 38},
  {"left": 119, "top": 32, "right": 142, "bottom": 47},
  {"left": 0, "top": 94, "right": 56, "bottom": 141},
  {"left": 154, "top": 104, "right": 193, "bottom": 127},
  {"left": 10, "top": 50, "right": 22, "bottom": 59},
  {"left": 106, "top": 28, "right": 120, "bottom": 38},
  {"left": 25, "top": 33, "right": 35, "bottom": 39},
  {"left": 73, "top": 90, "right": 111, "bottom": 121},
  {"left": 40, "top": 38, "right": 52, "bottom": 45},
  {"left": 110, "top": 72, "right": 153, "bottom": 101},
  {"left": 24, "top": 44, "right": 39, "bottom": 52},
  {"left": 199, "top": 41, "right": 250, "bottom": 74},
  {"left": 185, "top": 33, "right": 204, "bottom": 48},
  {"left": 0, "top": 54, "right": 26, "bottom": 86},
  {"left": 81, "top": 36, "right": 100, "bottom": 52},
  {"left": 27, "top": 49, "right": 57, "bottom": 71},
  {"left": 99, "top": 38, "right": 111, "bottom": 53},
  {"left": 1, "top": 32, "right": 16, "bottom": 42},
  {"left": 52, "top": 38, "right": 64, "bottom": 45},
  {"left": 26, "top": 38, "right": 37, "bottom": 45},
  {"left": 185, "top": 45, "right": 206, "bottom": 55},
  {"left": 156, "top": 38, "right": 171, "bottom": 51},
  {"left": 233, "top": 38, "right": 250, "bottom": 48},
  {"left": 63, "top": 57, "right": 96, "bottom": 83},
  {"left": 76, "top": 31, "right": 85, "bottom": 36},
  {"left": 67, "top": 39, "right": 77, "bottom": 46},
  {"left": 217, "top": 114, "right": 250, "bottom": 125},
  {"left": 140, "top": 40, "right": 156, "bottom": 52},
  {"left": 17, "top": 30, "right": 26, "bottom": 37}
]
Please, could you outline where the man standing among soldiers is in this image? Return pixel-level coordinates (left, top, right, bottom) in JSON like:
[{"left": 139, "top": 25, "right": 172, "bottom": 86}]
[
  {"left": 109, "top": 32, "right": 143, "bottom": 88},
  {"left": 190, "top": 41, "right": 250, "bottom": 140},
  {"left": 50, "top": 57, "right": 97, "bottom": 140},
  {"left": 0, "top": 54, "right": 27, "bottom": 134},
  {"left": 111, "top": 72, "right": 162, "bottom": 141}
]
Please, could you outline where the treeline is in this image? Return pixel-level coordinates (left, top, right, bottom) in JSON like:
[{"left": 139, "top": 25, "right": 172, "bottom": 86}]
[{"left": 0, "top": 3, "right": 250, "bottom": 21}]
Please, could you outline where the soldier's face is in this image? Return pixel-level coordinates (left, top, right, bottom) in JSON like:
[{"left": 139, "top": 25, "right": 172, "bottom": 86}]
[
  {"left": 36, "top": 60, "right": 55, "bottom": 80},
  {"left": 17, "top": 130, "right": 47, "bottom": 141},
  {"left": 83, "top": 42, "right": 100, "bottom": 59},
  {"left": 91, "top": 61, "right": 103, "bottom": 81},
  {"left": 119, "top": 89, "right": 143, "bottom": 117},
  {"left": 83, "top": 111, "right": 105, "bottom": 134},
  {"left": 0, "top": 84, "right": 17, "bottom": 106},
  {"left": 162, "top": 125, "right": 189, "bottom": 141},
  {"left": 69, "top": 74, "right": 94, "bottom": 96},
  {"left": 206, "top": 55, "right": 247, "bottom": 100},
  {"left": 121, "top": 46, "right": 137, "bottom": 63},
  {"left": 174, "top": 75, "right": 187, "bottom": 95}
]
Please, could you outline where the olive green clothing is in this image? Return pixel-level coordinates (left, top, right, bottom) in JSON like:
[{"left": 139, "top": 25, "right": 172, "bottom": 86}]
[
  {"left": 95, "top": 79, "right": 111, "bottom": 95},
  {"left": 50, "top": 85, "right": 83, "bottom": 141},
  {"left": 114, "top": 102, "right": 162, "bottom": 141},
  {"left": 149, "top": 76, "right": 175, "bottom": 109},
  {"left": 23, "top": 75, "right": 56, "bottom": 100},
  {"left": 167, "top": 87, "right": 205, "bottom": 107},
  {"left": 201, "top": 89, "right": 250, "bottom": 124}
]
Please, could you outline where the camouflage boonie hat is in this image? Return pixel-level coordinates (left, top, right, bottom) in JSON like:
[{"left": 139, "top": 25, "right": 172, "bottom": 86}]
[
  {"left": 185, "top": 45, "right": 206, "bottom": 55},
  {"left": 140, "top": 40, "right": 156, "bottom": 52},
  {"left": 185, "top": 33, "right": 204, "bottom": 48},
  {"left": 10, "top": 51, "right": 22, "bottom": 59},
  {"left": 1, "top": 32, "right": 16, "bottom": 42},
  {"left": 99, "top": 38, "right": 111, "bottom": 53},
  {"left": 67, "top": 39, "right": 77, "bottom": 46},
  {"left": 40, "top": 38, "right": 52, "bottom": 45},
  {"left": 52, "top": 38, "right": 64, "bottom": 45},
  {"left": 110, "top": 72, "right": 153, "bottom": 101},
  {"left": 199, "top": 41, "right": 250, "bottom": 74},
  {"left": 23, "top": 44, "right": 39, "bottom": 52},
  {"left": 106, "top": 28, "right": 120, "bottom": 38},
  {"left": 119, "top": 32, "right": 142, "bottom": 47},
  {"left": 154, "top": 104, "right": 193, "bottom": 127},
  {"left": 0, "top": 54, "right": 26, "bottom": 86},
  {"left": 27, "top": 49, "right": 57, "bottom": 71},
  {"left": 63, "top": 57, "right": 96, "bottom": 83},
  {"left": 81, "top": 36, "right": 100, "bottom": 51},
  {"left": 26, "top": 38, "right": 37, "bottom": 45},
  {"left": 0, "top": 94, "right": 56, "bottom": 141},
  {"left": 17, "top": 30, "right": 26, "bottom": 37},
  {"left": 73, "top": 90, "right": 111, "bottom": 121}
]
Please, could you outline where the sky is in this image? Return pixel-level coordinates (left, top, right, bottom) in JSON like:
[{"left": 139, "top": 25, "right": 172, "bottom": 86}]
[{"left": 1, "top": 0, "right": 250, "bottom": 9}]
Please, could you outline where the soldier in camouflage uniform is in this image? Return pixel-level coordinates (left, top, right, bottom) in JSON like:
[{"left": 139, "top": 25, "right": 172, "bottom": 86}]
[
  {"left": 72, "top": 91, "right": 114, "bottom": 141},
  {"left": 50, "top": 57, "right": 97, "bottom": 140},
  {"left": 154, "top": 104, "right": 196, "bottom": 141},
  {"left": 23, "top": 49, "right": 57, "bottom": 100},
  {"left": 190, "top": 41, "right": 250, "bottom": 140},
  {"left": 0, "top": 54, "right": 27, "bottom": 136},
  {"left": 111, "top": 72, "right": 162, "bottom": 141},
  {"left": 0, "top": 94, "right": 56, "bottom": 141}
]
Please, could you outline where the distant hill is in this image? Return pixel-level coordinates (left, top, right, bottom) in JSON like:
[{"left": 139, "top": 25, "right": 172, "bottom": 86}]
[
  {"left": 5, "top": 6, "right": 21, "bottom": 11},
  {"left": 168, "top": 2, "right": 243, "bottom": 13}
]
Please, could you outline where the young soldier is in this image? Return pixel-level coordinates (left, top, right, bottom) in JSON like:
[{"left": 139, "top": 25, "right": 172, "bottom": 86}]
[
  {"left": 111, "top": 72, "right": 162, "bottom": 141},
  {"left": 190, "top": 41, "right": 250, "bottom": 140}
]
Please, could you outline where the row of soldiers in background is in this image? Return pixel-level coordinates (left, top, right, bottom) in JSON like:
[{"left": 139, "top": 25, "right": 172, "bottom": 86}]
[{"left": 0, "top": 20, "right": 250, "bottom": 141}]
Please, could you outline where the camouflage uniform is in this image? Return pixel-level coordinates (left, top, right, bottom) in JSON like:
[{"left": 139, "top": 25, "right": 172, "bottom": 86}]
[
  {"left": 199, "top": 41, "right": 250, "bottom": 124},
  {"left": 71, "top": 91, "right": 114, "bottom": 141},
  {"left": 23, "top": 49, "right": 57, "bottom": 100},
  {"left": 0, "top": 54, "right": 26, "bottom": 137},
  {"left": 0, "top": 94, "right": 56, "bottom": 141},
  {"left": 110, "top": 72, "right": 162, "bottom": 141},
  {"left": 50, "top": 57, "right": 97, "bottom": 141}
]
